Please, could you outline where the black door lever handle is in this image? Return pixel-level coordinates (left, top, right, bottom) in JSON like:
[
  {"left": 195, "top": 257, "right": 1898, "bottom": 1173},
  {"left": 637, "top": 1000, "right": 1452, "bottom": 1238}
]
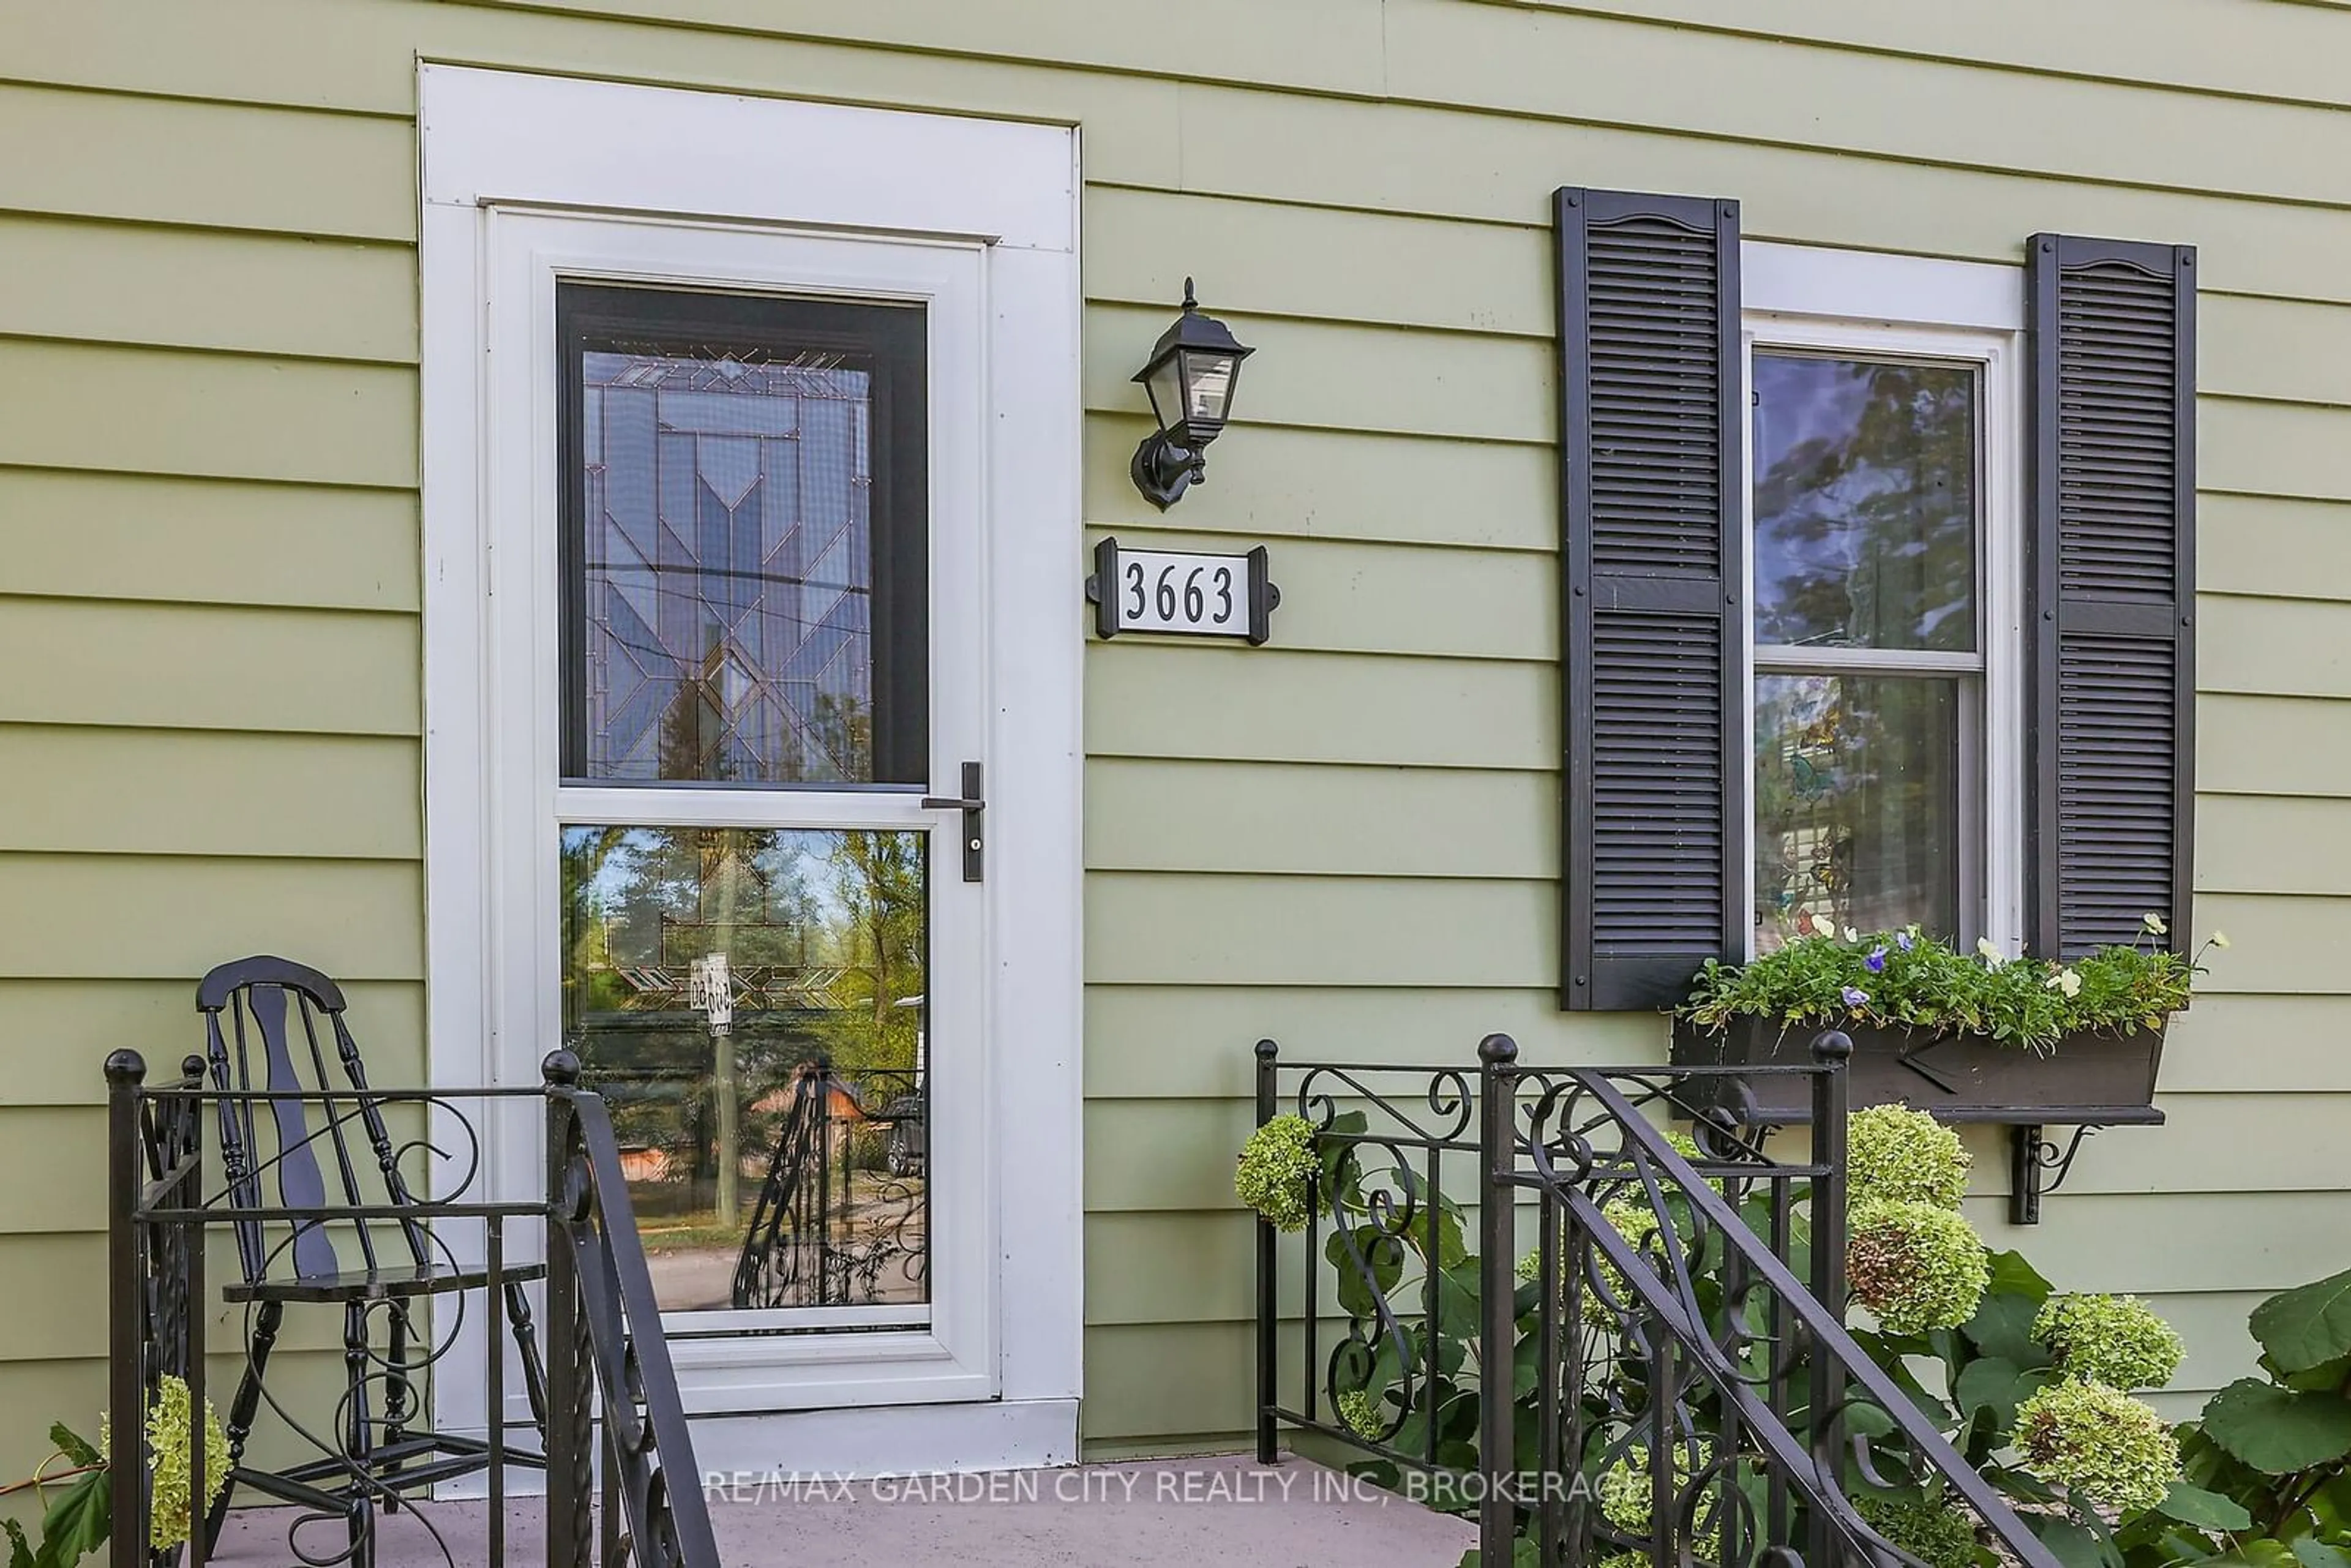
[{"left": 921, "top": 762, "right": 984, "bottom": 882}]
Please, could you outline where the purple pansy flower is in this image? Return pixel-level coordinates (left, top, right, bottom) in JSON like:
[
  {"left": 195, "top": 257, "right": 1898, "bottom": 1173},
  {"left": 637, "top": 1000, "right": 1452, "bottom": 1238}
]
[
  {"left": 1865, "top": 945, "right": 1888, "bottom": 973},
  {"left": 1841, "top": 986, "right": 1870, "bottom": 1008},
  {"left": 1896, "top": 931, "right": 1914, "bottom": 953}
]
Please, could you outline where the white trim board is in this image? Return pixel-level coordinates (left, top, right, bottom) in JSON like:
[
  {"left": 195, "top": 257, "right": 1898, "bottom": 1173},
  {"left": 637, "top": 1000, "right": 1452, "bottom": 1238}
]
[
  {"left": 419, "top": 65, "right": 1083, "bottom": 1471},
  {"left": 1742, "top": 241, "right": 2022, "bottom": 332}
]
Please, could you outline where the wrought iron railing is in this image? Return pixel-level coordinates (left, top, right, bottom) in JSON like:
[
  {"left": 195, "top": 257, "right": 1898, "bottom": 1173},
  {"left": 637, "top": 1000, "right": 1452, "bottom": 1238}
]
[
  {"left": 106, "top": 1048, "right": 718, "bottom": 1568},
  {"left": 1254, "top": 1034, "right": 2066, "bottom": 1568}
]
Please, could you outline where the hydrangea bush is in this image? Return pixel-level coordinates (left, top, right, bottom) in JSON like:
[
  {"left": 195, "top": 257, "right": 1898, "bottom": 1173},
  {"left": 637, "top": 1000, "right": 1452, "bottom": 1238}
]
[
  {"left": 1243, "top": 1089, "right": 2217, "bottom": 1568},
  {"left": 1681, "top": 919, "right": 2222, "bottom": 1051}
]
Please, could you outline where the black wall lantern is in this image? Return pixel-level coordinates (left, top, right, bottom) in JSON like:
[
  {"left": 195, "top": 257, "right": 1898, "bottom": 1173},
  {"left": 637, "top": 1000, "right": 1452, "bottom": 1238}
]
[{"left": 1130, "top": 279, "right": 1254, "bottom": 509}]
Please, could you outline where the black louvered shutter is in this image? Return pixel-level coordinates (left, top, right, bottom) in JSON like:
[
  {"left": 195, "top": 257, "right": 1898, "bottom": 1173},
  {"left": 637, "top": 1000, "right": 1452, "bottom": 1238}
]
[
  {"left": 1558, "top": 188, "right": 1742, "bottom": 1010},
  {"left": 2027, "top": 234, "right": 2197, "bottom": 957}
]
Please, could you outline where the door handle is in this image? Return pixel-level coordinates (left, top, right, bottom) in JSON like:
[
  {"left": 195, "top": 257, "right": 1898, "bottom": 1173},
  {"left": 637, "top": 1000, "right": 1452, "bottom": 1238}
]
[{"left": 921, "top": 761, "right": 984, "bottom": 882}]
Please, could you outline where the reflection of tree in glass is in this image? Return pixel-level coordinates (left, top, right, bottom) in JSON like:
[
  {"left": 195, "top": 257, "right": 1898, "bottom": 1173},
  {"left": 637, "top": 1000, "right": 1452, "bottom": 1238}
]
[
  {"left": 806, "top": 833, "right": 926, "bottom": 1079},
  {"left": 1753, "top": 358, "right": 1975, "bottom": 652},
  {"left": 558, "top": 825, "right": 926, "bottom": 1219},
  {"left": 1754, "top": 675, "right": 1958, "bottom": 951},
  {"left": 647, "top": 631, "right": 875, "bottom": 783}
]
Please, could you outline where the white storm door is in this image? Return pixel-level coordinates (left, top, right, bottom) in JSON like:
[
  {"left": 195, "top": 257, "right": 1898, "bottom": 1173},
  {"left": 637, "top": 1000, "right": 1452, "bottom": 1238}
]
[{"left": 482, "top": 212, "right": 996, "bottom": 1412}]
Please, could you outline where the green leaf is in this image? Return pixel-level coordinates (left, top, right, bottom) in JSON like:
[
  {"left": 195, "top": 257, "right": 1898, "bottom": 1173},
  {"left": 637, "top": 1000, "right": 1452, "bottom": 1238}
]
[
  {"left": 2208, "top": 1542, "right": 2302, "bottom": 1568},
  {"left": 2285, "top": 1356, "right": 2351, "bottom": 1396},
  {"left": 1328, "top": 1225, "right": 1406, "bottom": 1319},
  {"left": 45, "top": 1425, "right": 99, "bottom": 1470},
  {"left": 2254, "top": 1270, "right": 2351, "bottom": 1375},
  {"left": 1986, "top": 1248, "right": 2057, "bottom": 1305},
  {"left": 1955, "top": 1356, "right": 2022, "bottom": 1420},
  {"left": 1965, "top": 1289, "right": 2054, "bottom": 1368},
  {"left": 37, "top": 1468, "right": 110, "bottom": 1568},
  {"left": 2290, "top": 1540, "right": 2351, "bottom": 1568},
  {"left": 2158, "top": 1483, "right": 2256, "bottom": 1532},
  {"left": 2203, "top": 1378, "right": 2351, "bottom": 1475},
  {"left": 2035, "top": 1516, "right": 2118, "bottom": 1568},
  {"left": 5, "top": 1520, "right": 35, "bottom": 1568}
]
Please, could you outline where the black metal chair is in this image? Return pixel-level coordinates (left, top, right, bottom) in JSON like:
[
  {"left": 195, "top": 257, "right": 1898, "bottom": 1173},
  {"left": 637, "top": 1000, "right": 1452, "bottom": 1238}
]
[{"left": 195, "top": 955, "right": 548, "bottom": 1562}]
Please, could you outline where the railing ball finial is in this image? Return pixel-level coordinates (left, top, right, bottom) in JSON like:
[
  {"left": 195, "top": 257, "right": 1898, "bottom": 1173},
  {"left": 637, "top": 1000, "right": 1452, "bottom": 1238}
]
[
  {"left": 541, "top": 1049, "right": 583, "bottom": 1087},
  {"left": 181, "top": 1053, "right": 208, "bottom": 1081},
  {"left": 1810, "top": 1029, "right": 1854, "bottom": 1063},
  {"left": 104, "top": 1049, "right": 148, "bottom": 1086},
  {"left": 1254, "top": 1038, "right": 1279, "bottom": 1062},
  {"left": 1477, "top": 1033, "right": 1520, "bottom": 1066}
]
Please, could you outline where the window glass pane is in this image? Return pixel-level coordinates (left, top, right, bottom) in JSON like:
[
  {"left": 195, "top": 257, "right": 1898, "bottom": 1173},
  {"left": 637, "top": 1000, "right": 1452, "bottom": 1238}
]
[
  {"left": 1754, "top": 674, "right": 1960, "bottom": 950},
  {"left": 1753, "top": 354, "right": 1978, "bottom": 653},
  {"left": 563, "top": 285, "right": 928, "bottom": 786},
  {"left": 560, "top": 825, "right": 929, "bottom": 1316}
]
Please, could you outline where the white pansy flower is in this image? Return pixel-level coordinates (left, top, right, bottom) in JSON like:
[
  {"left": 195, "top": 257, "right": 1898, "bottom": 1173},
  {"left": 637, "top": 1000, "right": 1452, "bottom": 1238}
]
[
  {"left": 2210, "top": 930, "right": 2230, "bottom": 950},
  {"left": 1976, "top": 937, "right": 2005, "bottom": 967},
  {"left": 2143, "top": 912, "right": 2168, "bottom": 937}
]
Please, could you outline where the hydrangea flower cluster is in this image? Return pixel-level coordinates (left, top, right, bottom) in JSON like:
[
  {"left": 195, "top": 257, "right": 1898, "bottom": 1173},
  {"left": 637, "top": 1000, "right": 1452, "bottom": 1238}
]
[
  {"left": 1848, "top": 1105, "right": 1971, "bottom": 1209},
  {"left": 1854, "top": 1494, "right": 1981, "bottom": 1568},
  {"left": 2033, "top": 1292, "right": 2184, "bottom": 1391},
  {"left": 141, "top": 1375, "right": 231, "bottom": 1550},
  {"left": 2014, "top": 1378, "right": 2181, "bottom": 1514},
  {"left": 1335, "top": 1388, "right": 1384, "bottom": 1440},
  {"left": 1234, "top": 1114, "right": 1319, "bottom": 1233},
  {"left": 1596, "top": 1440, "right": 1712, "bottom": 1535},
  {"left": 1846, "top": 1200, "right": 1990, "bottom": 1335}
]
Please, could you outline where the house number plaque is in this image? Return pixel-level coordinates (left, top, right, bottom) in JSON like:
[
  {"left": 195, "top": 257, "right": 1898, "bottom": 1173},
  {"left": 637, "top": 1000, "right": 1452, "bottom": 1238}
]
[{"left": 1086, "top": 536, "right": 1280, "bottom": 645}]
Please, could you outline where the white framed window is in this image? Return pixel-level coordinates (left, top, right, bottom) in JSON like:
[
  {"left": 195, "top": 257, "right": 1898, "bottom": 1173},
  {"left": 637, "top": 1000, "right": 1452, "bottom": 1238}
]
[
  {"left": 1741, "top": 246, "right": 2025, "bottom": 959},
  {"left": 421, "top": 67, "right": 1082, "bottom": 1469}
]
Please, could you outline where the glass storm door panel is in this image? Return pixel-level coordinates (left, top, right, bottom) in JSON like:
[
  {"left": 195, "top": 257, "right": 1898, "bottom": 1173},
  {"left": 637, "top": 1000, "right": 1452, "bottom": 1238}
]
[{"left": 553, "top": 283, "right": 942, "bottom": 1329}]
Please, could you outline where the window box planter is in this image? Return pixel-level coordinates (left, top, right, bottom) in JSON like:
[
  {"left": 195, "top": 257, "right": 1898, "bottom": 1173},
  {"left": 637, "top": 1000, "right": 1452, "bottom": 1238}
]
[{"left": 1668, "top": 1015, "right": 2167, "bottom": 1128}]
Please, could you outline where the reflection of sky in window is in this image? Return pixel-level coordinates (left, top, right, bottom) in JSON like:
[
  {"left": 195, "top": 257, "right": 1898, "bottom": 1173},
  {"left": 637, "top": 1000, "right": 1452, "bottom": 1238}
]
[
  {"left": 1752, "top": 354, "right": 1975, "bottom": 652},
  {"left": 568, "top": 827, "right": 863, "bottom": 937}
]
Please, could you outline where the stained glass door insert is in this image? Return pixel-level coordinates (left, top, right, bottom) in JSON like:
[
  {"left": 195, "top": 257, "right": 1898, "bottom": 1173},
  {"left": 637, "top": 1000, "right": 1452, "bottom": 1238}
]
[{"left": 555, "top": 283, "right": 936, "bottom": 1324}]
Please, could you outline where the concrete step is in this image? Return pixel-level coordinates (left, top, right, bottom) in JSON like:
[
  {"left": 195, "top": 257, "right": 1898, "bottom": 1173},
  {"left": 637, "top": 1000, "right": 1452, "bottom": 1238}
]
[{"left": 207, "top": 1453, "right": 1477, "bottom": 1567}]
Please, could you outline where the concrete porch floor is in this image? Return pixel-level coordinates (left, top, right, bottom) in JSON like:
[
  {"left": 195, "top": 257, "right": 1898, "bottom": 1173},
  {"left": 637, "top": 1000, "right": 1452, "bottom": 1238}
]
[{"left": 207, "top": 1453, "right": 1477, "bottom": 1567}]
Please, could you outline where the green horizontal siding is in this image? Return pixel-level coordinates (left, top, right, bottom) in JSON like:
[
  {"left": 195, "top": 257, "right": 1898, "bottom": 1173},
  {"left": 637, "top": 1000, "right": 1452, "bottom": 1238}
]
[
  {"left": 0, "top": 470, "right": 419, "bottom": 612},
  {"left": 0, "top": 978, "right": 425, "bottom": 1106},
  {"left": 0, "top": 0, "right": 2342, "bottom": 1480}
]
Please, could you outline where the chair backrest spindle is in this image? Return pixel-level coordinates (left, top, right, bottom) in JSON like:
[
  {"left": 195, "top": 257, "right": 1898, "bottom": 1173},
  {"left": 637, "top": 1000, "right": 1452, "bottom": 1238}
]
[{"left": 196, "top": 956, "right": 424, "bottom": 1288}]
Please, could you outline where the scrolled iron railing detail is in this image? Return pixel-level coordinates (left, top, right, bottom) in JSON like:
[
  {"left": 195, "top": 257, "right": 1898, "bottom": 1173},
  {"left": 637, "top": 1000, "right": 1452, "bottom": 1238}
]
[
  {"left": 106, "top": 1049, "right": 718, "bottom": 1568},
  {"left": 1254, "top": 1035, "right": 2071, "bottom": 1568}
]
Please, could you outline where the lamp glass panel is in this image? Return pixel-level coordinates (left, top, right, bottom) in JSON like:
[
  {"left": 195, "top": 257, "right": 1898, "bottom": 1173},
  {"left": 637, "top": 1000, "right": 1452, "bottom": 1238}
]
[
  {"left": 1180, "top": 348, "right": 1237, "bottom": 426},
  {"left": 1144, "top": 357, "right": 1185, "bottom": 435}
]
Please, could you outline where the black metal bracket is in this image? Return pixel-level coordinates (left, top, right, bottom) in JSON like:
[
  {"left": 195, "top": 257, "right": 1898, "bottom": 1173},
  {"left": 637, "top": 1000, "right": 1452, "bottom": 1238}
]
[
  {"left": 1131, "top": 430, "right": 1206, "bottom": 509},
  {"left": 2009, "top": 1123, "right": 2099, "bottom": 1226},
  {"left": 921, "top": 761, "right": 984, "bottom": 883}
]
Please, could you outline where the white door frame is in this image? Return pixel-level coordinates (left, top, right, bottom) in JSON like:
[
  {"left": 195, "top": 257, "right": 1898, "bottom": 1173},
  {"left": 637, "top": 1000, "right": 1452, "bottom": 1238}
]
[{"left": 420, "top": 66, "right": 1082, "bottom": 1469}]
